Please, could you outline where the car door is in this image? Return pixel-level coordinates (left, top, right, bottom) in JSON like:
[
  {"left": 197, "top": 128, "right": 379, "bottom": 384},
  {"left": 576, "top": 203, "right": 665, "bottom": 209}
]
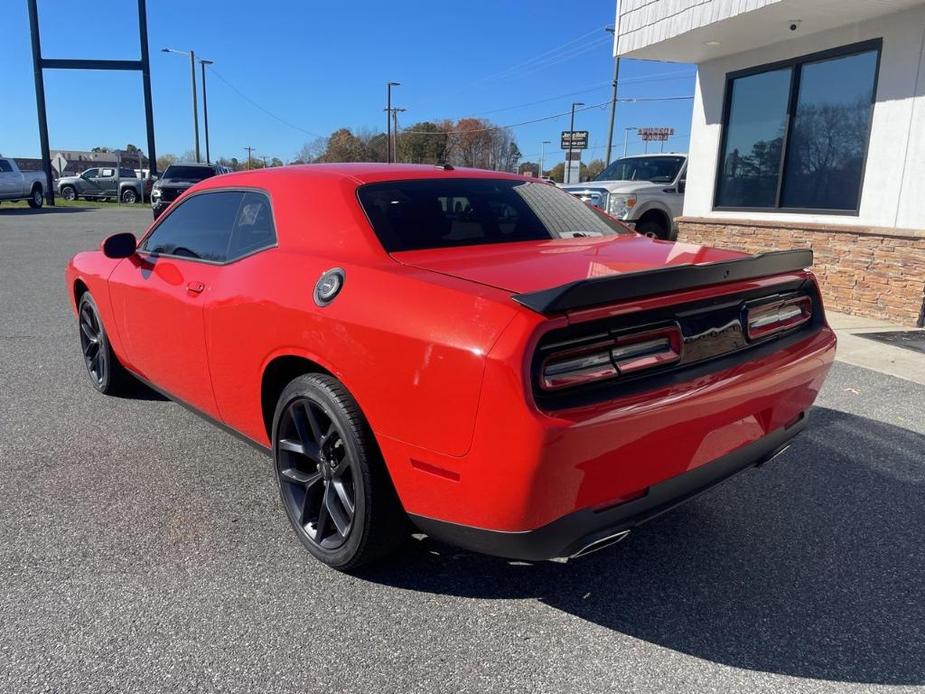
[
  {"left": 96, "top": 168, "right": 117, "bottom": 196},
  {"left": 108, "top": 190, "right": 244, "bottom": 419},
  {"left": 77, "top": 168, "right": 99, "bottom": 196},
  {"left": 0, "top": 159, "right": 19, "bottom": 196},
  {"left": 665, "top": 161, "right": 687, "bottom": 220}
]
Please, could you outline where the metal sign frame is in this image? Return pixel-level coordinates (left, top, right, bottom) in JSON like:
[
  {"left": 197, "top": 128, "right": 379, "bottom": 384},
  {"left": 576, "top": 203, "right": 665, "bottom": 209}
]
[{"left": 27, "top": 0, "right": 157, "bottom": 205}]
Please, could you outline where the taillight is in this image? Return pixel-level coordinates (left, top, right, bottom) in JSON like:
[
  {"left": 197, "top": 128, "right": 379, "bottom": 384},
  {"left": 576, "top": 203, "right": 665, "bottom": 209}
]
[
  {"left": 541, "top": 324, "right": 682, "bottom": 391},
  {"left": 745, "top": 295, "right": 812, "bottom": 340}
]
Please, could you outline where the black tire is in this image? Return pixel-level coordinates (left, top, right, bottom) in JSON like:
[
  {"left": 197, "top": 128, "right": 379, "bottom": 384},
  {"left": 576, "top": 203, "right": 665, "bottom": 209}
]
[
  {"left": 60, "top": 186, "right": 77, "bottom": 201},
  {"left": 77, "top": 293, "right": 130, "bottom": 395},
  {"left": 272, "top": 373, "right": 406, "bottom": 570},
  {"left": 636, "top": 214, "right": 670, "bottom": 240},
  {"left": 27, "top": 186, "right": 44, "bottom": 209},
  {"left": 121, "top": 188, "right": 138, "bottom": 204}
]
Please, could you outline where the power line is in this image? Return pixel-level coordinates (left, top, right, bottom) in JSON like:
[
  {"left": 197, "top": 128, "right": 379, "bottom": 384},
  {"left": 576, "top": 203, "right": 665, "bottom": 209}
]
[{"left": 209, "top": 67, "right": 323, "bottom": 138}]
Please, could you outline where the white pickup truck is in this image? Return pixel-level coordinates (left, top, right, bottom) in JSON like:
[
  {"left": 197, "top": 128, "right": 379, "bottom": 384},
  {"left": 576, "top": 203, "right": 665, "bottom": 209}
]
[
  {"left": 560, "top": 153, "right": 686, "bottom": 240},
  {"left": 0, "top": 157, "right": 47, "bottom": 208}
]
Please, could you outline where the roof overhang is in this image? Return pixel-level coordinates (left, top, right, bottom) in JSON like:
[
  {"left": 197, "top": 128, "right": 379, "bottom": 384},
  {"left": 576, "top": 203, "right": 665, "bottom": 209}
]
[{"left": 617, "top": 0, "right": 925, "bottom": 63}]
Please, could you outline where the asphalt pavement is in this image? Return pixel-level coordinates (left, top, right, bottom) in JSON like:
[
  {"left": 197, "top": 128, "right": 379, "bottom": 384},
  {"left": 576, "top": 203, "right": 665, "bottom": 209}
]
[{"left": 1, "top": 206, "right": 922, "bottom": 693}]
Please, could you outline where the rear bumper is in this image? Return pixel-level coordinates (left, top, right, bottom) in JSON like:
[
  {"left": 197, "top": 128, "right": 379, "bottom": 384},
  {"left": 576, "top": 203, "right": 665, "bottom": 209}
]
[{"left": 410, "top": 412, "right": 806, "bottom": 561}]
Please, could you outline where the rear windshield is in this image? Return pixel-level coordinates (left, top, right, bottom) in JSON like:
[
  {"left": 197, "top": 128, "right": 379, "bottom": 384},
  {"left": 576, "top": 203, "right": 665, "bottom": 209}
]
[
  {"left": 358, "top": 178, "right": 628, "bottom": 252},
  {"left": 162, "top": 166, "right": 216, "bottom": 181}
]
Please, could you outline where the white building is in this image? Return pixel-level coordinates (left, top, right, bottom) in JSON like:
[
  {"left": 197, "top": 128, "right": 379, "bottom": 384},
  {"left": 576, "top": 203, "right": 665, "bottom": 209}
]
[{"left": 616, "top": 0, "right": 925, "bottom": 326}]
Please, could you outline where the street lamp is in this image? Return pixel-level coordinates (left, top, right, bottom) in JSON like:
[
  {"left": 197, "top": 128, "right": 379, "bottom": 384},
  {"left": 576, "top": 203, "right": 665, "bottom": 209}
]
[
  {"left": 162, "top": 48, "right": 201, "bottom": 162},
  {"left": 199, "top": 59, "right": 214, "bottom": 164},
  {"left": 566, "top": 102, "right": 584, "bottom": 185},
  {"left": 386, "top": 81, "right": 400, "bottom": 163},
  {"left": 539, "top": 140, "right": 551, "bottom": 179}
]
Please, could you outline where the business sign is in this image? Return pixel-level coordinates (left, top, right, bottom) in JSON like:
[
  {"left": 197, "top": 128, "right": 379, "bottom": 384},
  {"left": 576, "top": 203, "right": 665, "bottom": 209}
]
[
  {"left": 637, "top": 127, "right": 675, "bottom": 142},
  {"left": 561, "top": 130, "right": 589, "bottom": 150}
]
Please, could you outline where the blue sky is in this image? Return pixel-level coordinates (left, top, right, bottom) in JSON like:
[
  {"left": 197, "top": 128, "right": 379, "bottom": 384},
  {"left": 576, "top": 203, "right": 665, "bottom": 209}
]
[{"left": 0, "top": 0, "right": 696, "bottom": 167}]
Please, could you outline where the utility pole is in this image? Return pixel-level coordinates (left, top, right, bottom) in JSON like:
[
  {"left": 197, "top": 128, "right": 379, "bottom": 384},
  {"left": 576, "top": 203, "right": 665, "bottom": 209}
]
[
  {"left": 386, "top": 81, "right": 400, "bottom": 163},
  {"left": 539, "top": 140, "right": 550, "bottom": 178},
  {"left": 244, "top": 146, "right": 255, "bottom": 170},
  {"left": 200, "top": 59, "right": 213, "bottom": 164},
  {"left": 162, "top": 48, "right": 201, "bottom": 162},
  {"left": 604, "top": 25, "right": 621, "bottom": 166},
  {"left": 391, "top": 107, "right": 406, "bottom": 163},
  {"left": 566, "top": 101, "right": 584, "bottom": 185},
  {"left": 261, "top": 155, "right": 269, "bottom": 168}
]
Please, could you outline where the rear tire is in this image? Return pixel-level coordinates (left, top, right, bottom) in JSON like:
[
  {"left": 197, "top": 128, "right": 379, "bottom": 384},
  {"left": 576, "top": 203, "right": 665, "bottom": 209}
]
[
  {"left": 77, "top": 293, "right": 130, "bottom": 395},
  {"left": 121, "top": 188, "right": 138, "bottom": 204},
  {"left": 27, "top": 186, "right": 44, "bottom": 208},
  {"left": 272, "top": 373, "right": 406, "bottom": 570}
]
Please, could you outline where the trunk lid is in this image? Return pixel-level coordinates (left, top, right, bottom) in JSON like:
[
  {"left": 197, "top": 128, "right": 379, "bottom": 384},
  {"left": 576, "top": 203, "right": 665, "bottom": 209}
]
[{"left": 391, "top": 236, "right": 748, "bottom": 295}]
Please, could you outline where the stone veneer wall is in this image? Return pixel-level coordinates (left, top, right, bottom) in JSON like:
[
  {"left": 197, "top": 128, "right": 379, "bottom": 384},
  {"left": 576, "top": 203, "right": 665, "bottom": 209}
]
[{"left": 676, "top": 217, "right": 925, "bottom": 327}]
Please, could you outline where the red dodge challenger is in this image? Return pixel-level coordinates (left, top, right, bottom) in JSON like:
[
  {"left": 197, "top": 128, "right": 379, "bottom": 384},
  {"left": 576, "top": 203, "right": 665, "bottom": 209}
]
[{"left": 66, "top": 164, "right": 836, "bottom": 570}]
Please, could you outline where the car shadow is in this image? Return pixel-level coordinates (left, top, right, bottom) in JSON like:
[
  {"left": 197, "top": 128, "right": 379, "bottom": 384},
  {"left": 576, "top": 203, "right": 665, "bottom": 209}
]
[
  {"left": 361, "top": 407, "right": 924, "bottom": 686},
  {"left": 114, "top": 379, "right": 168, "bottom": 402},
  {"left": 0, "top": 206, "right": 93, "bottom": 215}
]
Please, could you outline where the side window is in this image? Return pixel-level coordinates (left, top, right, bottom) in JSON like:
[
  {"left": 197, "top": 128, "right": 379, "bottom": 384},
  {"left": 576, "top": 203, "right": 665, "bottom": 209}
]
[
  {"left": 226, "top": 192, "right": 277, "bottom": 260},
  {"left": 142, "top": 191, "right": 243, "bottom": 262},
  {"left": 82, "top": 168, "right": 99, "bottom": 178},
  {"left": 120, "top": 168, "right": 136, "bottom": 178},
  {"left": 0, "top": 160, "right": 13, "bottom": 173},
  {"left": 100, "top": 168, "right": 115, "bottom": 178}
]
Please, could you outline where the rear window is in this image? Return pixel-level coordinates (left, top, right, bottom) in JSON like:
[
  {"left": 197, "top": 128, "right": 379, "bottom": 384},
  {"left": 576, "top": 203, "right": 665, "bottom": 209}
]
[
  {"left": 163, "top": 165, "right": 216, "bottom": 181},
  {"left": 358, "top": 178, "right": 628, "bottom": 252}
]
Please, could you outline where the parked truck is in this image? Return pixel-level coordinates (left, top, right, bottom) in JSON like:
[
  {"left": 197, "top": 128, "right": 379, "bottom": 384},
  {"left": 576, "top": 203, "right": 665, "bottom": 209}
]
[
  {"left": 0, "top": 157, "right": 47, "bottom": 208},
  {"left": 559, "top": 153, "right": 687, "bottom": 240},
  {"left": 57, "top": 166, "right": 149, "bottom": 204}
]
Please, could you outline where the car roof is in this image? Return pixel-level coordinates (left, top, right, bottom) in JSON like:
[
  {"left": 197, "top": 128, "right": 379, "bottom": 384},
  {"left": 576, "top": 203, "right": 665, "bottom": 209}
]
[
  {"left": 618, "top": 153, "right": 687, "bottom": 159},
  {"left": 196, "top": 163, "right": 534, "bottom": 186}
]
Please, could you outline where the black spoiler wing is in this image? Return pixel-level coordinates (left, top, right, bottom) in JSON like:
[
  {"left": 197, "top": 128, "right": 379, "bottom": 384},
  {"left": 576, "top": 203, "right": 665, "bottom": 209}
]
[{"left": 512, "top": 249, "right": 813, "bottom": 314}]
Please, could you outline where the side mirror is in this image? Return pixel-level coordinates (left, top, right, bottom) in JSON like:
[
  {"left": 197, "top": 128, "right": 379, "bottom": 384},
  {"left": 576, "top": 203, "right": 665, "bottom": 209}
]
[
  {"left": 677, "top": 179, "right": 686, "bottom": 194},
  {"left": 102, "top": 232, "right": 137, "bottom": 259}
]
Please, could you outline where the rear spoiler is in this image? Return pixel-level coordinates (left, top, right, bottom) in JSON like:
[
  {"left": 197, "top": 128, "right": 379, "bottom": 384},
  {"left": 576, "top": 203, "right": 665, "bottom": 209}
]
[{"left": 512, "top": 249, "right": 813, "bottom": 314}]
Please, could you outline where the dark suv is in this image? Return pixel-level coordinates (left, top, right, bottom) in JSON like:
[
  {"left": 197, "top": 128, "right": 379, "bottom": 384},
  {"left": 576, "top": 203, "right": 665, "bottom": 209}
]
[{"left": 151, "top": 163, "right": 227, "bottom": 219}]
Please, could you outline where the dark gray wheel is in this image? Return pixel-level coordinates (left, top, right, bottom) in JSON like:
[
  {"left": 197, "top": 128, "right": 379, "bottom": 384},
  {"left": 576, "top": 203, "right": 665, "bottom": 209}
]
[
  {"left": 60, "top": 186, "right": 77, "bottom": 201},
  {"left": 121, "top": 188, "right": 138, "bottom": 204},
  {"left": 77, "top": 293, "right": 128, "bottom": 394},
  {"left": 27, "top": 186, "right": 44, "bottom": 208},
  {"left": 272, "top": 373, "right": 406, "bottom": 570}
]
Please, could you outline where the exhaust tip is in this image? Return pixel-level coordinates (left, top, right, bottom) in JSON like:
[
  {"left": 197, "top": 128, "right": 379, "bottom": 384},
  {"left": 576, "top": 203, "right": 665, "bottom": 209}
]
[{"left": 568, "top": 529, "right": 631, "bottom": 560}]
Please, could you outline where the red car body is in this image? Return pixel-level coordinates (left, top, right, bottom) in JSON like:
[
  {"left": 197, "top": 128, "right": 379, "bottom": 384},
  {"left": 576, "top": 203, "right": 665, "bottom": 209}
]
[{"left": 66, "top": 164, "right": 836, "bottom": 561}]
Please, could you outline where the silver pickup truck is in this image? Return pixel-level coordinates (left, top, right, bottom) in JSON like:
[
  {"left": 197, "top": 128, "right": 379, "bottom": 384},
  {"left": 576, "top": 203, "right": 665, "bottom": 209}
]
[
  {"left": 57, "top": 166, "right": 147, "bottom": 204},
  {"left": 560, "top": 153, "right": 687, "bottom": 240},
  {"left": 0, "top": 157, "right": 47, "bottom": 208}
]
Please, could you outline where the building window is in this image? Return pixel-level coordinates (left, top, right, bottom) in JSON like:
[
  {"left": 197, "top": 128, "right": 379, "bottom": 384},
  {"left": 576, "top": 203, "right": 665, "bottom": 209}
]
[{"left": 715, "top": 40, "right": 880, "bottom": 214}]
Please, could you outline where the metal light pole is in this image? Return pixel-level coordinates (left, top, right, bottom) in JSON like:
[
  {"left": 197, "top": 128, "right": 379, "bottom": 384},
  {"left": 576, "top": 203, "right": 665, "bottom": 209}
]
[
  {"left": 566, "top": 102, "right": 584, "bottom": 185},
  {"left": 604, "top": 26, "right": 621, "bottom": 166},
  {"left": 162, "top": 48, "right": 200, "bottom": 162},
  {"left": 623, "top": 127, "right": 636, "bottom": 157},
  {"left": 386, "top": 81, "right": 400, "bottom": 163},
  {"left": 539, "top": 140, "right": 551, "bottom": 178},
  {"left": 200, "top": 59, "right": 213, "bottom": 164}
]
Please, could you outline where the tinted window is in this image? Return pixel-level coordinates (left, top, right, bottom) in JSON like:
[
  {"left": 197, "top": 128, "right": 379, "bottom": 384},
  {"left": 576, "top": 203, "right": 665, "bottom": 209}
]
[
  {"left": 120, "top": 168, "right": 137, "bottom": 178},
  {"left": 595, "top": 156, "right": 684, "bottom": 183},
  {"left": 358, "top": 179, "right": 628, "bottom": 252},
  {"left": 716, "top": 68, "right": 791, "bottom": 208},
  {"left": 716, "top": 42, "right": 879, "bottom": 212},
  {"left": 226, "top": 192, "right": 276, "bottom": 260},
  {"left": 0, "top": 160, "right": 12, "bottom": 173},
  {"left": 82, "top": 168, "right": 99, "bottom": 178},
  {"left": 163, "top": 165, "right": 216, "bottom": 181},
  {"left": 780, "top": 51, "right": 878, "bottom": 210},
  {"left": 142, "top": 191, "right": 242, "bottom": 262}
]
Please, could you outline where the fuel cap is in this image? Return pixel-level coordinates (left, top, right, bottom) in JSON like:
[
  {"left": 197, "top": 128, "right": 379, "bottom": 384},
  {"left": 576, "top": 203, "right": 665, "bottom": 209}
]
[{"left": 314, "top": 268, "right": 345, "bottom": 306}]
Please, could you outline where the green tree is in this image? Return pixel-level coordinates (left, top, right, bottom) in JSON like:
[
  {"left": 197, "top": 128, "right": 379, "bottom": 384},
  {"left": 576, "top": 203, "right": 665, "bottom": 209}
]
[
  {"left": 398, "top": 121, "right": 449, "bottom": 164},
  {"left": 320, "top": 128, "right": 367, "bottom": 162}
]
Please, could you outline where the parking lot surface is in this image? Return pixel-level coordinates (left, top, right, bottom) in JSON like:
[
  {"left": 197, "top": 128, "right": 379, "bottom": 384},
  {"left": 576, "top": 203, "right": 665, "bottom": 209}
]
[{"left": 1, "top": 207, "right": 922, "bottom": 693}]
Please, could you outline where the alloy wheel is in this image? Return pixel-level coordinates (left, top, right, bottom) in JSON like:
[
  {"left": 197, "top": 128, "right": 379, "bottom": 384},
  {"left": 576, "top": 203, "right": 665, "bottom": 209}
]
[
  {"left": 276, "top": 397, "right": 357, "bottom": 550},
  {"left": 78, "top": 301, "right": 107, "bottom": 386}
]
